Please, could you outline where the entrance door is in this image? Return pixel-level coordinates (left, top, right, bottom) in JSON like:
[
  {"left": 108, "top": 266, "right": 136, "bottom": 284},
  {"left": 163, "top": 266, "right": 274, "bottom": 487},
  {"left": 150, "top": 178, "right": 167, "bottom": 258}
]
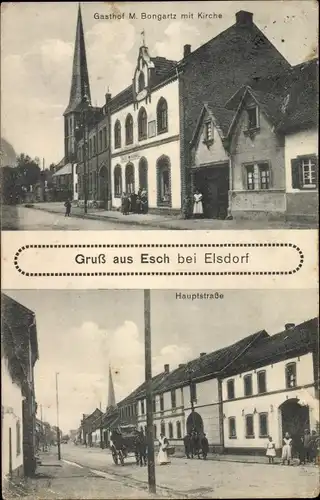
[
  {"left": 193, "top": 164, "right": 229, "bottom": 219},
  {"left": 281, "top": 399, "right": 310, "bottom": 454},
  {"left": 186, "top": 411, "right": 204, "bottom": 434}
]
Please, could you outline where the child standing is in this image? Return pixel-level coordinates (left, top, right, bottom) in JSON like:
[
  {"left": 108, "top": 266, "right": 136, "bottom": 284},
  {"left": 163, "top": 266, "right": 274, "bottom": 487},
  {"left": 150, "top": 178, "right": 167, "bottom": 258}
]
[
  {"left": 266, "top": 436, "right": 276, "bottom": 464},
  {"left": 282, "top": 432, "right": 292, "bottom": 465}
]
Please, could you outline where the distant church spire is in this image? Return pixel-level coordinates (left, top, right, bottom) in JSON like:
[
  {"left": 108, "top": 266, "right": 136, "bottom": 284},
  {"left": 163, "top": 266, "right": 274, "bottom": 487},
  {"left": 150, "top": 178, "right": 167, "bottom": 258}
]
[
  {"left": 64, "top": 3, "right": 91, "bottom": 115},
  {"left": 107, "top": 366, "right": 116, "bottom": 409}
]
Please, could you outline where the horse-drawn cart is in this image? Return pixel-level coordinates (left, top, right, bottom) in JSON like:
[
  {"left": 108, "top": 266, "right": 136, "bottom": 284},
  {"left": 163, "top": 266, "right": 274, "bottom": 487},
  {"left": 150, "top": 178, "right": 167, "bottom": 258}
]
[{"left": 110, "top": 424, "right": 137, "bottom": 465}]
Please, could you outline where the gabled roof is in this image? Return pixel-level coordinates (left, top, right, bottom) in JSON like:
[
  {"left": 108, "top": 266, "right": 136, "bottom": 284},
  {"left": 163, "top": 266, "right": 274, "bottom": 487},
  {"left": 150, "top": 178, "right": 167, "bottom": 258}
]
[
  {"left": 222, "top": 317, "right": 319, "bottom": 377},
  {"left": 52, "top": 163, "right": 72, "bottom": 177},
  {"left": 226, "top": 59, "right": 318, "bottom": 136},
  {"left": 190, "top": 102, "right": 235, "bottom": 146}
]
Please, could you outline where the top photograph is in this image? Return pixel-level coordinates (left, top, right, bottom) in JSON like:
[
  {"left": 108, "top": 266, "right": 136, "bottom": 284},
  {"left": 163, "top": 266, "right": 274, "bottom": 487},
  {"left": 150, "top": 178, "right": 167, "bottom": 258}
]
[{"left": 1, "top": 1, "right": 318, "bottom": 231}]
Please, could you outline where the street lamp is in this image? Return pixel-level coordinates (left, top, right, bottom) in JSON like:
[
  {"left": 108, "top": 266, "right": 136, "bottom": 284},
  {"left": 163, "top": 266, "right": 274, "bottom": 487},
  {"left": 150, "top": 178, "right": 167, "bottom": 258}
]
[
  {"left": 55, "top": 372, "right": 61, "bottom": 460},
  {"left": 75, "top": 94, "right": 91, "bottom": 215}
]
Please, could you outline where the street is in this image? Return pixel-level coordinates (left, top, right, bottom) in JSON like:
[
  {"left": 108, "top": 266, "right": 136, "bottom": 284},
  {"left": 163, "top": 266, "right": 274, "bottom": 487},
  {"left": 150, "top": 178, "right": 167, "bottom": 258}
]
[
  {"left": 21, "top": 443, "right": 318, "bottom": 499},
  {"left": 1, "top": 206, "right": 157, "bottom": 231}
]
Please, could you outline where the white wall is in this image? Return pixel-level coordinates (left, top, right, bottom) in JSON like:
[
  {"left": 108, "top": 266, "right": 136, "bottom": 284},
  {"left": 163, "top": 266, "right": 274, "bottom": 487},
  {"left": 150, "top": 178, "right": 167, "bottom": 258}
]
[
  {"left": 222, "top": 353, "right": 318, "bottom": 449},
  {"left": 111, "top": 79, "right": 180, "bottom": 209},
  {"left": 73, "top": 163, "right": 78, "bottom": 201},
  {"left": 2, "top": 360, "right": 24, "bottom": 478},
  {"left": 285, "top": 129, "right": 318, "bottom": 193}
]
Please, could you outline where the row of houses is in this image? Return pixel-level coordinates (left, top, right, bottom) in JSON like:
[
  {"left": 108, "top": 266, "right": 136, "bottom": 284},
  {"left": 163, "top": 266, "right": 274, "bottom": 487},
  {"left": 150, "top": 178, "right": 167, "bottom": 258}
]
[
  {"left": 1, "top": 294, "right": 39, "bottom": 480},
  {"left": 55, "top": 6, "right": 318, "bottom": 221},
  {"left": 79, "top": 318, "right": 319, "bottom": 455}
]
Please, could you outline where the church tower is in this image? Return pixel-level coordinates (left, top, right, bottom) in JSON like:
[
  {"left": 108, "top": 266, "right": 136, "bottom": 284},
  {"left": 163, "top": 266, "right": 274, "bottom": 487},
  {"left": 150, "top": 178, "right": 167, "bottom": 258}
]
[
  {"left": 63, "top": 4, "right": 91, "bottom": 163},
  {"left": 107, "top": 366, "right": 116, "bottom": 410}
]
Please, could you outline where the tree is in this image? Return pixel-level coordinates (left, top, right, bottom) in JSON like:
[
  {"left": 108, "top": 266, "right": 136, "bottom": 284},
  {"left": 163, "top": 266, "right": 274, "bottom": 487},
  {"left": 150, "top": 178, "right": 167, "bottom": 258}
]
[{"left": 15, "top": 153, "right": 41, "bottom": 190}]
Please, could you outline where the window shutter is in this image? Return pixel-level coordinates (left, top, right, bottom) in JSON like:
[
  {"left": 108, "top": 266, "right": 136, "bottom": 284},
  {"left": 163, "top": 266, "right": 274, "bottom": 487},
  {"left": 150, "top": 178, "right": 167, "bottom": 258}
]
[
  {"left": 311, "top": 155, "right": 319, "bottom": 188},
  {"left": 291, "top": 158, "right": 301, "bottom": 189}
]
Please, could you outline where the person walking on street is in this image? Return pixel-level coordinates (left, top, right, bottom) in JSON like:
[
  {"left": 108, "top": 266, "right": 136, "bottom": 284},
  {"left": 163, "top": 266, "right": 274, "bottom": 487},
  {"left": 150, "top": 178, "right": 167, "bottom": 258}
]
[
  {"left": 200, "top": 433, "right": 209, "bottom": 460},
  {"left": 266, "top": 436, "right": 276, "bottom": 464},
  {"left": 282, "top": 432, "right": 292, "bottom": 465},
  {"left": 64, "top": 199, "right": 71, "bottom": 217}
]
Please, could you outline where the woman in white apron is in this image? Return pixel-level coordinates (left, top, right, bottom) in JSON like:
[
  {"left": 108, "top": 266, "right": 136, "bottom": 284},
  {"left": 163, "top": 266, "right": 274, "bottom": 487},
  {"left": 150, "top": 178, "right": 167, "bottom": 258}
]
[
  {"left": 281, "top": 432, "right": 292, "bottom": 465},
  {"left": 158, "top": 433, "right": 170, "bottom": 465},
  {"left": 193, "top": 189, "right": 203, "bottom": 217}
]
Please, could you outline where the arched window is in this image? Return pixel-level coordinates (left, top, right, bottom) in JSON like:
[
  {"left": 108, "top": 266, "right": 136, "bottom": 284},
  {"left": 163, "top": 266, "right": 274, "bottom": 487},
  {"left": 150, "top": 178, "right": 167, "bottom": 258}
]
[
  {"left": 139, "top": 158, "right": 148, "bottom": 191},
  {"left": 157, "top": 97, "right": 168, "bottom": 134},
  {"left": 285, "top": 362, "right": 297, "bottom": 388},
  {"left": 138, "top": 72, "right": 145, "bottom": 92},
  {"left": 103, "top": 126, "right": 108, "bottom": 149},
  {"left": 99, "top": 130, "right": 103, "bottom": 152},
  {"left": 176, "top": 421, "right": 182, "bottom": 439},
  {"left": 125, "top": 114, "right": 133, "bottom": 145},
  {"left": 125, "top": 163, "right": 135, "bottom": 194},
  {"left": 168, "top": 422, "right": 173, "bottom": 439},
  {"left": 160, "top": 421, "right": 165, "bottom": 436},
  {"left": 157, "top": 155, "right": 171, "bottom": 206},
  {"left": 93, "top": 136, "right": 96, "bottom": 155},
  {"left": 114, "top": 120, "right": 121, "bottom": 149},
  {"left": 114, "top": 165, "right": 122, "bottom": 197},
  {"left": 138, "top": 107, "right": 147, "bottom": 141}
]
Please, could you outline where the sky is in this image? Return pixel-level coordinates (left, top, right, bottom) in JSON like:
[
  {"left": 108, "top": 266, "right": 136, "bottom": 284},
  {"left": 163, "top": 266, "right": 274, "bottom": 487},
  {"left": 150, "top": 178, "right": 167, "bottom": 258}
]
[
  {"left": 3, "top": 288, "right": 318, "bottom": 433},
  {"left": 1, "top": 1, "right": 318, "bottom": 166}
]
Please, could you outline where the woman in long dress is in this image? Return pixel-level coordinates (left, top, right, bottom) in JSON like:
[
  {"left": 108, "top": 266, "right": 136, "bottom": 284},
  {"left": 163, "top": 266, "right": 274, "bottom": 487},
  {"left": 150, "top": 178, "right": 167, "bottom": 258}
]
[
  {"left": 282, "top": 432, "right": 292, "bottom": 465},
  {"left": 193, "top": 189, "right": 203, "bottom": 218},
  {"left": 158, "top": 433, "right": 170, "bottom": 465}
]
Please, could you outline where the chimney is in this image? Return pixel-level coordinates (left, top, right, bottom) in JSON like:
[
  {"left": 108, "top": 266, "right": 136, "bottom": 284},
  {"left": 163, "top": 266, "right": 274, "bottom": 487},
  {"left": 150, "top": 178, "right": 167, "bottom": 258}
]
[
  {"left": 183, "top": 44, "right": 191, "bottom": 58},
  {"left": 164, "top": 364, "right": 170, "bottom": 374},
  {"left": 235, "top": 11, "right": 253, "bottom": 26},
  {"left": 105, "top": 93, "right": 111, "bottom": 105},
  {"left": 200, "top": 352, "right": 207, "bottom": 357},
  {"left": 285, "top": 323, "right": 295, "bottom": 330}
]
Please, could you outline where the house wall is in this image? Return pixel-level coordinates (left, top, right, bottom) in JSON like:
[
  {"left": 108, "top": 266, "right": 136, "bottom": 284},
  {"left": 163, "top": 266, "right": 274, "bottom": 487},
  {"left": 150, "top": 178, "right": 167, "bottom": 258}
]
[
  {"left": 193, "top": 116, "right": 229, "bottom": 167},
  {"left": 2, "top": 359, "right": 24, "bottom": 478},
  {"left": 229, "top": 102, "right": 286, "bottom": 218},
  {"left": 73, "top": 164, "right": 78, "bottom": 201},
  {"left": 285, "top": 128, "right": 318, "bottom": 220},
  {"left": 222, "top": 353, "right": 318, "bottom": 451},
  {"left": 111, "top": 79, "right": 180, "bottom": 211}
]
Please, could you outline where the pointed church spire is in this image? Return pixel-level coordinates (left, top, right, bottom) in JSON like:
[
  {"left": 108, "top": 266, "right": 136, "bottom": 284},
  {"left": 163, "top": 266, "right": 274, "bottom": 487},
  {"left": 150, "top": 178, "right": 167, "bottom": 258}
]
[
  {"left": 107, "top": 366, "right": 116, "bottom": 409},
  {"left": 64, "top": 4, "right": 91, "bottom": 115}
]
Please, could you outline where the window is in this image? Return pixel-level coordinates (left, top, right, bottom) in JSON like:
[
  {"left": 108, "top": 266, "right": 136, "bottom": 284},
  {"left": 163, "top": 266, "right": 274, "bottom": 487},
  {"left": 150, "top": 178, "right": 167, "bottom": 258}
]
[
  {"left": 171, "top": 389, "right": 176, "bottom": 409},
  {"left": 168, "top": 422, "right": 173, "bottom": 439},
  {"left": 244, "top": 374, "right": 253, "bottom": 397},
  {"left": 228, "top": 417, "right": 236, "bottom": 438},
  {"left": 114, "top": 120, "right": 121, "bottom": 149},
  {"left": 227, "top": 380, "right": 235, "bottom": 400},
  {"left": 89, "top": 139, "right": 92, "bottom": 158},
  {"left": 103, "top": 126, "right": 108, "bottom": 149},
  {"left": 157, "top": 156, "right": 171, "bottom": 206},
  {"left": 93, "top": 136, "right": 96, "bottom": 155},
  {"left": 204, "top": 121, "right": 213, "bottom": 142},
  {"left": 99, "top": 130, "right": 103, "bottom": 152},
  {"left": 285, "top": 362, "right": 297, "bottom": 388},
  {"left": 176, "top": 421, "right": 182, "bottom": 439},
  {"left": 257, "top": 371, "right": 267, "bottom": 394},
  {"left": 125, "top": 114, "right": 133, "bottom": 145},
  {"left": 152, "top": 398, "right": 156, "bottom": 413},
  {"left": 16, "top": 420, "right": 21, "bottom": 455},
  {"left": 138, "top": 107, "right": 148, "bottom": 140},
  {"left": 125, "top": 163, "right": 135, "bottom": 194},
  {"left": 245, "top": 415, "right": 254, "bottom": 438},
  {"left": 160, "top": 421, "right": 165, "bottom": 436},
  {"left": 246, "top": 106, "right": 259, "bottom": 130},
  {"left": 190, "top": 382, "right": 197, "bottom": 403},
  {"left": 138, "top": 71, "right": 145, "bottom": 92},
  {"left": 153, "top": 425, "right": 157, "bottom": 439},
  {"left": 291, "top": 156, "right": 318, "bottom": 190},
  {"left": 157, "top": 98, "right": 168, "bottom": 134},
  {"left": 140, "top": 400, "right": 145, "bottom": 415},
  {"left": 114, "top": 165, "right": 122, "bottom": 197},
  {"left": 259, "top": 413, "right": 268, "bottom": 437},
  {"left": 159, "top": 394, "right": 164, "bottom": 412},
  {"left": 245, "top": 162, "right": 270, "bottom": 190},
  {"left": 75, "top": 183, "right": 78, "bottom": 193}
]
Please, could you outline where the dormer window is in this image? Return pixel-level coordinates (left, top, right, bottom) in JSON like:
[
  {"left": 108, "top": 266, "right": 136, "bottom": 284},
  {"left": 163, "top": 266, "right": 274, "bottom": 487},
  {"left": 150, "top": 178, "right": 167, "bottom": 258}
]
[
  {"left": 203, "top": 121, "right": 214, "bottom": 145},
  {"left": 138, "top": 72, "right": 145, "bottom": 92},
  {"left": 246, "top": 105, "right": 259, "bottom": 130}
]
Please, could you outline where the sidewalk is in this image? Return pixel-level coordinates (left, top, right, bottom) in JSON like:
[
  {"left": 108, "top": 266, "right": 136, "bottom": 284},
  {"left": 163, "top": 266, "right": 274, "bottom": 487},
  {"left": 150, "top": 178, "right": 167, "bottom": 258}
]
[{"left": 23, "top": 202, "right": 316, "bottom": 230}]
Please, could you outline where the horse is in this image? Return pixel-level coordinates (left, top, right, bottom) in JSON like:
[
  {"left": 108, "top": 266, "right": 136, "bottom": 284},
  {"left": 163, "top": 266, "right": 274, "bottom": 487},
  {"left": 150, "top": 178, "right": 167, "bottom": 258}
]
[
  {"left": 134, "top": 431, "right": 147, "bottom": 467},
  {"left": 190, "top": 431, "right": 201, "bottom": 459}
]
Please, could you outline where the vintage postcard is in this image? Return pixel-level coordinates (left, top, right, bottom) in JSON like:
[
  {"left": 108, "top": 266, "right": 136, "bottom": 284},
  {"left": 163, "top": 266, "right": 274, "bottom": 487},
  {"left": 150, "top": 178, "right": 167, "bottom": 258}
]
[{"left": 1, "top": 1, "right": 319, "bottom": 500}]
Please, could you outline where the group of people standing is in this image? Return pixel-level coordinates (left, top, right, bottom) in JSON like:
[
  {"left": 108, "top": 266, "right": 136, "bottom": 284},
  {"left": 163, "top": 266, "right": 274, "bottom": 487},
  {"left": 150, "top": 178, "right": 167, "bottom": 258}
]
[
  {"left": 183, "top": 430, "right": 209, "bottom": 460},
  {"left": 267, "top": 429, "right": 319, "bottom": 465},
  {"left": 121, "top": 188, "right": 148, "bottom": 215}
]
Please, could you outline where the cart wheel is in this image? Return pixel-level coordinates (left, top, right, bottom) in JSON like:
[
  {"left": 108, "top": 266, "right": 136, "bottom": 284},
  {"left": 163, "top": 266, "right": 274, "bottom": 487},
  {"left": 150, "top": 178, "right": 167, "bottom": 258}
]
[{"left": 119, "top": 452, "right": 124, "bottom": 466}]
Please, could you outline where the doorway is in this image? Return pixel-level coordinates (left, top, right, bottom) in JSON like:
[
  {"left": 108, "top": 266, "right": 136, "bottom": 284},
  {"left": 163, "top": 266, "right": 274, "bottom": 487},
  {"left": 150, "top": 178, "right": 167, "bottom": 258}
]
[
  {"left": 98, "top": 165, "right": 108, "bottom": 208},
  {"left": 280, "top": 398, "right": 310, "bottom": 454},
  {"left": 193, "top": 164, "right": 229, "bottom": 219},
  {"left": 186, "top": 411, "right": 204, "bottom": 434}
]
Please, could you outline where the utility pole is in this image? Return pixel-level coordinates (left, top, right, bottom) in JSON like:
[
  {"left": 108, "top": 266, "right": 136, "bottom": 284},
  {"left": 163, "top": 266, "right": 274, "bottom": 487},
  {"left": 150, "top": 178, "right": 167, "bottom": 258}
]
[
  {"left": 55, "top": 372, "right": 61, "bottom": 460},
  {"left": 144, "top": 290, "right": 156, "bottom": 494}
]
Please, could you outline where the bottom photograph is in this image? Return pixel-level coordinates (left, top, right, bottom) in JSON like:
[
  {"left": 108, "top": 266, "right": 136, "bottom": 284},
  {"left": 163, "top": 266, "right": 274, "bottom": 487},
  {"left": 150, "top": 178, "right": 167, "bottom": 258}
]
[{"left": 1, "top": 289, "right": 319, "bottom": 499}]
